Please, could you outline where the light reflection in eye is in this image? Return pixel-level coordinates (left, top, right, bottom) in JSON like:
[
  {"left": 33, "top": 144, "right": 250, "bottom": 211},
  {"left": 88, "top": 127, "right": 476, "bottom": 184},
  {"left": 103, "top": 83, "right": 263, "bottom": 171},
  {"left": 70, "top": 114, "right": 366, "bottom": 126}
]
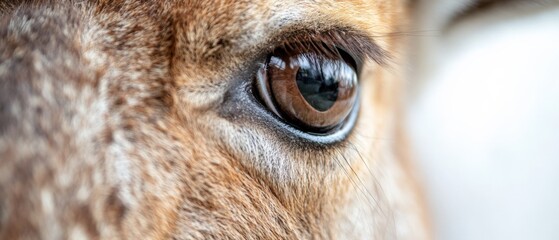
[{"left": 256, "top": 46, "right": 359, "bottom": 132}]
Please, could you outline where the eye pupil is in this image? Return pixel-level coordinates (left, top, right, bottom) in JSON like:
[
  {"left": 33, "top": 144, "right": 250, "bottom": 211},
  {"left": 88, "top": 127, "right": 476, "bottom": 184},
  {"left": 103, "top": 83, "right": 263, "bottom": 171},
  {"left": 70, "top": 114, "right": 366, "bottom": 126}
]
[
  {"left": 295, "top": 66, "right": 339, "bottom": 112},
  {"left": 255, "top": 44, "right": 360, "bottom": 133}
]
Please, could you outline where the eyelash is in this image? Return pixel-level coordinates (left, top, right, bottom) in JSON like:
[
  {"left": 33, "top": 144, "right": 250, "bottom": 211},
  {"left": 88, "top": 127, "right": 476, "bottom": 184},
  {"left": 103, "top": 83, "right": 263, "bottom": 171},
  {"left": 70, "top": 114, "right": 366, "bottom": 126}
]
[
  {"left": 269, "top": 30, "right": 387, "bottom": 67},
  {"left": 248, "top": 31, "right": 375, "bottom": 138},
  {"left": 214, "top": 30, "right": 381, "bottom": 145}
]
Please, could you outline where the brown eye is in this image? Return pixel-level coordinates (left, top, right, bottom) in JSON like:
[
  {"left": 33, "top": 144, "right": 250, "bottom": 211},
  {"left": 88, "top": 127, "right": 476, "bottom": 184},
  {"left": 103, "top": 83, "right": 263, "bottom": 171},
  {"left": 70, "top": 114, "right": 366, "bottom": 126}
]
[{"left": 255, "top": 44, "right": 359, "bottom": 133}]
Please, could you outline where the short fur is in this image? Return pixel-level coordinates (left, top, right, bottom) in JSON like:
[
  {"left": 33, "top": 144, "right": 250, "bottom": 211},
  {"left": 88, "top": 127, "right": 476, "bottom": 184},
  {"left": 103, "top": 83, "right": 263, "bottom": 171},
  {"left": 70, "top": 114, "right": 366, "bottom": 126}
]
[{"left": 0, "top": 0, "right": 429, "bottom": 239}]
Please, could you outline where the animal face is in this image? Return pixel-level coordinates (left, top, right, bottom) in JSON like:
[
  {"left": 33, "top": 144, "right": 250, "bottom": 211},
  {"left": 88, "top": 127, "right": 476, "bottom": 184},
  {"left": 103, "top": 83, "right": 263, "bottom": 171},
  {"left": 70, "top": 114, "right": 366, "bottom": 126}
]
[{"left": 0, "top": 0, "right": 428, "bottom": 239}]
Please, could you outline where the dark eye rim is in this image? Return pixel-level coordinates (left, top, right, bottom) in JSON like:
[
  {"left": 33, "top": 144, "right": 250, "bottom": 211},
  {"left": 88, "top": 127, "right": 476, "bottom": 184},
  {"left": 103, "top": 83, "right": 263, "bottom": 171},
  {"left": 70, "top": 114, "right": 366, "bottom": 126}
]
[
  {"left": 253, "top": 43, "right": 362, "bottom": 137},
  {"left": 219, "top": 28, "right": 383, "bottom": 146},
  {"left": 251, "top": 76, "right": 362, "bottom": 139},
  {"left": 282, "top": 93, "right": 360, "bottom": 140},
  {"left": 218, "top": 74, "right": 361, "bottom": 148}
]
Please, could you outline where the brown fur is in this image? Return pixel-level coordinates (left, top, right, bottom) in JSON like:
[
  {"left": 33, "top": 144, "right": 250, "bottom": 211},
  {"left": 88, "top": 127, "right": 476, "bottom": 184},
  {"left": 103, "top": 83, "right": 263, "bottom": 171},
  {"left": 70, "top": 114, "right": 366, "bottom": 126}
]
[{"left": 0, "top": 0, "right": 428, "bottom": 239}]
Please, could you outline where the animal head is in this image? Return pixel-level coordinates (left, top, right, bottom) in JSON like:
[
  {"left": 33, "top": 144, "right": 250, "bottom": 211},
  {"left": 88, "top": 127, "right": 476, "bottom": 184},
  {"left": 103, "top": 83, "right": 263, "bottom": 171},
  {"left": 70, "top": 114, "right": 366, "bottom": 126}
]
[{"left": 0, "top": 0, "right": 428, "bottom": 239}]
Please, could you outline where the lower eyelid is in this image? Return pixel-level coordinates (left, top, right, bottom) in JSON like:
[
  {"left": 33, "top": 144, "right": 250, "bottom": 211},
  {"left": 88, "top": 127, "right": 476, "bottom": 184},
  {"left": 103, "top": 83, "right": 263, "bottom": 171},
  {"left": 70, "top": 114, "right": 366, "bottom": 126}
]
[
  {"left": 254, "top": 43, "right": 359, "bottom": 133},
  {"left": 219, "top": 76, "right": 360, "bottom": 146}
]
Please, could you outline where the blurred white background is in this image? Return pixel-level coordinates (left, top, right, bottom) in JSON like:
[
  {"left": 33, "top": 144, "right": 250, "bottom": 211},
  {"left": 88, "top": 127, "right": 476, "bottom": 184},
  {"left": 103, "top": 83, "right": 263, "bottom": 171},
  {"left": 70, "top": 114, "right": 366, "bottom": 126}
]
[{"left": 406, "top": 1, "right": 559, "bottom": 240}]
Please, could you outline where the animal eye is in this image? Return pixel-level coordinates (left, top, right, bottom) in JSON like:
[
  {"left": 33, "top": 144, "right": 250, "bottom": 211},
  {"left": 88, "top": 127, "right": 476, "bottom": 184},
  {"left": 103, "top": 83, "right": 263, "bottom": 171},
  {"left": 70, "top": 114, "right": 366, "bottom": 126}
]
[{"left": 255, "top": 43, "right": 359, "bottom": 134}]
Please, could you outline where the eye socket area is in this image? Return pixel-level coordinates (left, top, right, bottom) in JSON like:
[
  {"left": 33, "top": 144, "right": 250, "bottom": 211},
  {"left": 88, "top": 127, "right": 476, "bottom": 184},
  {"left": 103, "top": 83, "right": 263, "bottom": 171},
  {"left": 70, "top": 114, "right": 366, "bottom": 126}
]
[{"left": 255, "top": 43, "right": 360, "bottom": 134}]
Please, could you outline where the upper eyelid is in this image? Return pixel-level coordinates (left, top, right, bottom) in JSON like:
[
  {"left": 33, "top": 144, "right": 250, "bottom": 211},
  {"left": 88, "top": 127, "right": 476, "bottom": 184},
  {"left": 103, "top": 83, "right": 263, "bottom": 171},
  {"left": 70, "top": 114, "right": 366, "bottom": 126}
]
[{"left": 262, "top": 28, "right": 390, "bottom": 67}]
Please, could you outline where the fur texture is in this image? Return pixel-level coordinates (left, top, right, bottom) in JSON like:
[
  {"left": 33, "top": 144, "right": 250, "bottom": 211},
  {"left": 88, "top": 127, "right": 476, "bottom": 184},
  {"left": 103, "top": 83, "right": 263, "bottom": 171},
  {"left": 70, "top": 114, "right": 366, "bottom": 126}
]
[{"left": 0, "top": 0, "right": 428, "bottom": 239}]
